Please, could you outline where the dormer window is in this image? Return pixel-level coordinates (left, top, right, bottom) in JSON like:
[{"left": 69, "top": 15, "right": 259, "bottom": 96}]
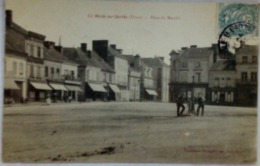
[{"left": 242, "top": 56, "right": 247, "bottom": 63}]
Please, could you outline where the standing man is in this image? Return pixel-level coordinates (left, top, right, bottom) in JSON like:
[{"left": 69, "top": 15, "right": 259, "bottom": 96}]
[
  {"left": 176, "top": 94, "right": 185, "bottom": 117},
  {"left": 196, "top": 94, "right": 205, "bottom": 116}
]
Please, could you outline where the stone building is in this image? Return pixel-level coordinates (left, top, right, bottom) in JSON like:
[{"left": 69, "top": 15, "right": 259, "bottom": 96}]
[
  {"left": 93, "top": 41, "right": 129, "bottom": 101},
  {"left": 235, "top": 44, "right": 258, "bottom": 106},
  {"left": 169, "top": 45, "right": 214, "bottom": 103},
  {"left": 142, "top": 57, "right": 170, "bottom": 102},
  {"left": 4, "top": 11, "right": 28, "bottom": 103},
  {"left": 44, "top": 41, "right": 82, "bottom": 102}
]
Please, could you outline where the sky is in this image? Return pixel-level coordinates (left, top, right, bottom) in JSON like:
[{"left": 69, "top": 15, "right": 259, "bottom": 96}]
[{"left": 4, "top": 0, "right": 235, "bottom": 64}]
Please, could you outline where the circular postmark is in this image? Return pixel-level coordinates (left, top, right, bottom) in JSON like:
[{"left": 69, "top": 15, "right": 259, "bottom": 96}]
[{"left": 218, "top": 22, "right": 255, "bottom": 59}]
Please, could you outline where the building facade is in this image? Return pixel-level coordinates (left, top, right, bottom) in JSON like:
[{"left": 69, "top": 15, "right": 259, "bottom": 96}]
[
  {"left": 142, "top": 57, "right": 170, "bottom": 102},
  {"left": 235, "top": 45, "right": 258, "bottom": 106},
  {"left": 169, "top": 46, "right": 214, "bottom": 103},
  {"left": 93, "top": 41, "right": 129, "bottom": 101}
]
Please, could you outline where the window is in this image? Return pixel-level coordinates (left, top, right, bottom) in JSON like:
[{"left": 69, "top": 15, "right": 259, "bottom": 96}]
[
  {"left": 195, "top": 72, "right": 201, "bottom": 83},
  {"left": 37, "top": 46, "right": 41, "bottom": 58},
  {"left": 195, "top": 62, "right": 201, "bottom": 68},
  {"left": 71, "top": 70, "right": 75, "bottom": 78},
  {"left": 252, "top": 56, "right": 257, "bottom": 63},
  {"left": 30, "top": 65, "right": 34, "bottom": 77},
  {"left": 45, "top": 67, "right": 48, "bottom": 77},
  {"left": 56, "top": 68, "right": 60, "bottom": 74},
  {"left": 251, "top": 72, "right": 257, "bottom": 82},
  {"left": 19, "top": 63, "right": 23, "bottom": 76},
  {"left": 30, "top": 45, "right": 34, "bottom": 57},
  {"left": 241, "top": 72, "right": 248, "bottom": 82},
  {"left": 51, "top": 67, "right": 54, "bottom": 78},
  {"left": 12, "top": 62, "right": 17, "bottom": 75},
  {"left": 37, "top": 66, "right": 41, "bottom": 78},
  {"left": 242, "top": 56, "right": 247, "bottom": 63},
  {"left": 227, "top": 77, "right": 231, "bottom": 87},
  {"left": 214, "top": 78, "right": 220, "bottom": 87}
]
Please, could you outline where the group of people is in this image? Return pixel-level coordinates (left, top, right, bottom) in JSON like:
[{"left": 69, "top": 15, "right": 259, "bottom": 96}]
[{"left": 176, "top": 94, "right": 205, "bottom": 117}]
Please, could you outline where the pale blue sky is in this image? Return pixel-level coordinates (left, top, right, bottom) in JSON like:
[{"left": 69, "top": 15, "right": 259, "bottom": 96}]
[{"left": 6, "top": 0, "right": 225, "bottom": 63}]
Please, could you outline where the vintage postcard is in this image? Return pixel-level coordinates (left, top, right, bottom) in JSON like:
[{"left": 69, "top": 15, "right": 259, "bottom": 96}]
[{"left": 2, "top": 0, "right": 259, "bottom": 165}]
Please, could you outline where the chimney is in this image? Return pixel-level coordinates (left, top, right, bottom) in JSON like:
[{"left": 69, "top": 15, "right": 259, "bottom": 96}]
[
  {"left": 190, "top": 45, "right": 197, "bottom": 48},
  {"left": 134, "top": 54, "right": 140, "bottom": 67},
  {"left": 6, "top": 10, "right": 12, "bottom": 27},
  {"left": 159, "top": 57, "right": 164, "bottom": 61},
  {"left": 181, "top": 47, "right": 188, "bottom": 50},
  {"left": 93, "top": 40, "right": 109, "bottom": 62},
  {"left": 54, "top": 45, "right": 63, "bottom": 54},
  {"left": 110, "top": 44, "right": 116, "bottom": 49},
  {"left": 81, "top": 43, "right": 87, "bottom": 52},
  {"left": 116, "top": 49, "right": 123, "bottom": 54},
  {"left": 44, "top": 41, "right": 55, "bottom": 49}
]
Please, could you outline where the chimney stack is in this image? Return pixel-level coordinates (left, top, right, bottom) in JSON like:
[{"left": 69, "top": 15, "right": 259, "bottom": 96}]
[
  {"left": 181, "top": 47, "right": 188, "bottom": 50},
  {"left": 44, "top": 41, "right": 55, "bottom": 49},
  {"left": 6, "top": 10, "right": 12, "bottom": 27},
  {"left": 93, "top": 40, "right": 109, "bottom": 62},
  {"left": 116, "top": 49, "right": 123, "bottom": 54},
  {"left": 190, "top": 45, "right": 197, "bottom": 48},
  {"left": 159, "top": 57, "right": 164, "bottom": 61},
  {"left": 81, "top": 43, "right": 87, "bottom": 52},
  {"left": 110, "top": 44, "right": 116, "bottom": 49},
  {"left": 54, "top": 45, "right": 63, "bottom": 54}
]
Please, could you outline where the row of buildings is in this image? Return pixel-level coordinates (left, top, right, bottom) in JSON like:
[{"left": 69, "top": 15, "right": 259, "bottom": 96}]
[
  {"left": 4, "top": 10, "right": 170, "bottom": 104},
  {"left": 169, "top": 43, "right": 258, "bottom": 106},
  {"left": 4, "top": 10, "right": 258, "bottom": 107}
]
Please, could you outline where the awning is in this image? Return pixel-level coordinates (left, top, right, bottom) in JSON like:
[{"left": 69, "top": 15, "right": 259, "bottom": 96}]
[
  {"left": 4, "top": 79, "right": 20, "bottom": 90},
  {"left": 109, "top": 84, "right": 120, "bottom": 93},
  {"left": 88, "top": 83, "right": 107, "bottom": 92},
  {"left": 30, "top": 82, "right": 52, "bottom": 90},
  {"left": 145, "top": 89, "right": 158, "bottom": 96},
  {"left": 65, "top": 85, "right": 83, "bottom": 92},
  {"left": 49, "top": 83, "right": 68, "bottom": 91}
]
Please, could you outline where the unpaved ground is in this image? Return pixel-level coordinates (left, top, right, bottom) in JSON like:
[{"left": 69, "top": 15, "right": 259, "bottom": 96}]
[{"left": 2, "top": 102, "right": 257, "bottom": 164}]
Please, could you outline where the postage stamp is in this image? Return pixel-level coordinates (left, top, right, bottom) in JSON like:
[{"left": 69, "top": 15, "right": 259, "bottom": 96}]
[{"left": 218, "top": 3, "right": 259, "bottom": 58}]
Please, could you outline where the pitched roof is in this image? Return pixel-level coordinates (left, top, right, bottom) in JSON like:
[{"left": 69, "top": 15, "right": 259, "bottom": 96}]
[
  {"left": 44, "top": 46, "right": 77, "bottom": 65},
  {"left": 179, "top": 47, "right": 213, "bottom": 58},
  {"left": 5, "top": 23, "right": 27, "bottom": 55},
  {"left": 169, "top": 49, "right": 178, "bottom": 55},
  {"left": 108, "top": 47, "right": 127, "bottom": 60},
  {"left": 63, "top": 47, "right": 114, "bottom": 72},
  {"left": 44, "top": 47, "right": 63, "bottom": 63},
  {"left": 90, "top": 51, "right": 115, "bottom": 73},
  {"left": 141, "top": 57, "right": 169, "bottom": 67},
  {"left": 63, "top": 47, "right": 94, "bottom": 66}
]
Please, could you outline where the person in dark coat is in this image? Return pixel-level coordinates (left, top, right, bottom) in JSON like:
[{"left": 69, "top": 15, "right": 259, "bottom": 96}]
[
  {"left": 176, "top": 94, "right": 185, "bottom": 117},
  {"left": 196, "top": 95, "right": 205, "bottom": 116}
]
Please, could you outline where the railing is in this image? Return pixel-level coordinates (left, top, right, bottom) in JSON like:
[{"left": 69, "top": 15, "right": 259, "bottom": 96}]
[{"left": 236, "top": 79, "right": 257, "bottom": 84}]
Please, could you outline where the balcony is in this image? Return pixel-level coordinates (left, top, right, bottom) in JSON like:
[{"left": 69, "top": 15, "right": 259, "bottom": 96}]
[
  {"left": 28, "top": 75, "right": 44, "bottom": 81},
  {"left": 62, "top": 75, "right": 81, "bottom": 81},
  {"left": 236, "top": 79, "right": 257, "bottom": 84}
]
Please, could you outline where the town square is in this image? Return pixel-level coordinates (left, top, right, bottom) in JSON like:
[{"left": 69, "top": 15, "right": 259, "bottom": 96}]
[
  {"left": 3, "top": 102, "right": 257, "bottom": 163},
  {"left": 2, "top": 1, "right": 258, "bottom": 165}
]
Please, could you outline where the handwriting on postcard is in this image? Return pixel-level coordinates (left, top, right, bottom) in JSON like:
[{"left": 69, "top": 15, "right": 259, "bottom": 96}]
[{"left": 88, "top": 14, "right": 180, "bottom": 20}]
